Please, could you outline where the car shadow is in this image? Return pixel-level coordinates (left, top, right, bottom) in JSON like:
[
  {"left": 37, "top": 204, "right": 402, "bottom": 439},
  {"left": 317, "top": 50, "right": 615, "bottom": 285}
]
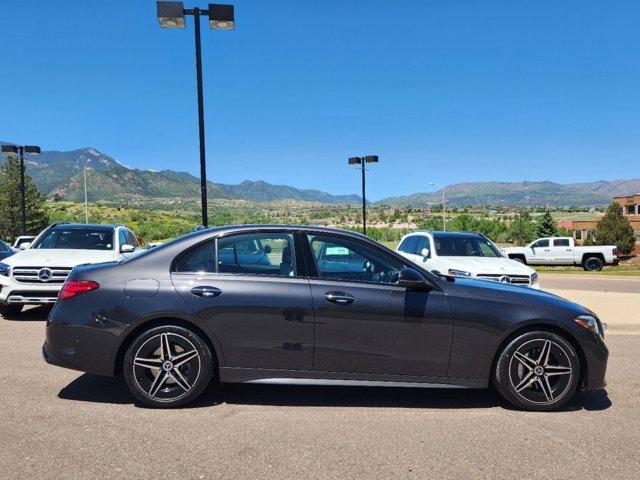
[
  {"left": 2, "top": 305, "right": 52, "bottom": 322},
  {"left": 57, "top": 373, "right": 612, "bottom": 412}
]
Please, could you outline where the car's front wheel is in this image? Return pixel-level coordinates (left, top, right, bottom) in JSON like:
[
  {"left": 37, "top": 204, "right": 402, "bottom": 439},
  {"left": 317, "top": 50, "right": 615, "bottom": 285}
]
[
  {"left": 123, "top": 325, "right": 214, "bottom": 408},
  {"left": 494, "top": 331, "right": 580, "bottom": 411}
]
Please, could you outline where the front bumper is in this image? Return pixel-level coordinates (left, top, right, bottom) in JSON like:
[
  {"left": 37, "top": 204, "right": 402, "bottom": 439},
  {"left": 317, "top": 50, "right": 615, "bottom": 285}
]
[
  {"left": 0, "top": 277, "right": 61, "bottom": 305},
  {"left": 579, "top": 330, "right": 609, "bottom": 390}
]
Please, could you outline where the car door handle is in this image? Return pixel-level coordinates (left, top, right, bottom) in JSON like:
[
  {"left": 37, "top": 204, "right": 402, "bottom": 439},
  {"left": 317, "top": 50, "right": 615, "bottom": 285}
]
[
  {"left": 324, "top": 292, "right": 355, "bottom": 305},
  {"left": 191, "top": 286, "right": 222, "bottom": 298}
]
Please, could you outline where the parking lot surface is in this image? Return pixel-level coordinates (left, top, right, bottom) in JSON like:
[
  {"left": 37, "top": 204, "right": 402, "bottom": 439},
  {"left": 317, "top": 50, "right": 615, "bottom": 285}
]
[{"left": 2, "top": 308, "right": 639, "bottom": 480}]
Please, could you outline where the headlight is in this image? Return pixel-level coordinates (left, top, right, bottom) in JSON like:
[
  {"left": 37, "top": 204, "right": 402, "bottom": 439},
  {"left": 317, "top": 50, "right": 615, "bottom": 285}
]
[
  {"left": 574, "top": 314, "right": 602, "bottom": 336},
  {"left": 0, "top": 262, "right": 10, "bottom": 277},
  {"left": 530, "top": 272, "right": 538, "bottom": 284},
  {"left": 448, "top": 269, "right": 471, "bottom": 277}
]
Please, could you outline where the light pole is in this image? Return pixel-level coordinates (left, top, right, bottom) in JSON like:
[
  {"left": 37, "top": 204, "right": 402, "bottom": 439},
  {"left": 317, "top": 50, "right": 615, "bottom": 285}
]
[
  {"left": 156, "top": 2, "right": 235, "bottom": 227},
  {"left": 2, "top": 144, "right": 41, "bottom": 235},
  {"left": 348, "top": 155, "right": 379, "bottom": 235},
  {"left": 83, "top": 159, "right": 91, "bottom": 223},
  {"left": 429, "top": 181, "right": 446, "bottom": 231}
]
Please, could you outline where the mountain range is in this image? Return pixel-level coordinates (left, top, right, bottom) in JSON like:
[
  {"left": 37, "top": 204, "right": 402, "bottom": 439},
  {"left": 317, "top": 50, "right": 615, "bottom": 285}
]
[{"left": 1, "top": 142, "right": 638, "bottom": 207}]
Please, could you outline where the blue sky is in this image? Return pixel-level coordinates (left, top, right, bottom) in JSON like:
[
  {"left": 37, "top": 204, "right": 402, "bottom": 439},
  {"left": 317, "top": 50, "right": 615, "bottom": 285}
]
[{"left": 2, "top": 0, "right": 638, "bottom": 200}]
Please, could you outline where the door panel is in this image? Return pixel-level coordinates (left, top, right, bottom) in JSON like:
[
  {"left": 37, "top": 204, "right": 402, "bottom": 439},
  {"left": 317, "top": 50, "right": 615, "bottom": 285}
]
[
  {"left": 310, "top": 279, "right": 453, "bottom": 377},
  {"left": 172, "top": 274, "right": 315, "bottom": 371}
]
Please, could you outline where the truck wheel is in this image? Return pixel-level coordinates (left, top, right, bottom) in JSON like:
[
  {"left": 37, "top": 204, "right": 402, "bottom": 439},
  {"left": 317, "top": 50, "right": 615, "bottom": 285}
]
[
  {"left": 0, "top": 304, "right": 23, "bottom": 316},
  {"left": 583, "top": 256, "right": 604, "bottom": 272}
]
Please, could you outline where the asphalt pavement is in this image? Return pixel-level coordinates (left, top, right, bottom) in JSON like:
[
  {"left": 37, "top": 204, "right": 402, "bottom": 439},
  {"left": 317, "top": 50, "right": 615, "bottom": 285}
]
[{"left": 1, "top": 308, "right": 639, "bottom": 480}]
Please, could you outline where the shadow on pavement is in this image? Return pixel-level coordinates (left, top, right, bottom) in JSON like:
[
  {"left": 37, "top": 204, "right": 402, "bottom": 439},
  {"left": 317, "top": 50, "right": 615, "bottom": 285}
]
[
  {"left": 1, "top": 305, "right": 51, "bottom": 322},
  {"left": 58, "top": 373, "right": 612, "bottom": 411}
]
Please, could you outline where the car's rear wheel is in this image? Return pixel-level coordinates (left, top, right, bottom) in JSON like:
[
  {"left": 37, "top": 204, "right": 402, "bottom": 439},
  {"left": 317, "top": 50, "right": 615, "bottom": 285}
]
[
  {"left": 123, "top": 325, "right": 214, "bottom": 408},
  {"left": 583, "top": 256, "right": 604, "bottom": 271},
  {"left": 0, "top": 304, "right": 23, "bottom": 316},
  {"left": 494, "top": 331, "right": 580, "bottom": 411}
]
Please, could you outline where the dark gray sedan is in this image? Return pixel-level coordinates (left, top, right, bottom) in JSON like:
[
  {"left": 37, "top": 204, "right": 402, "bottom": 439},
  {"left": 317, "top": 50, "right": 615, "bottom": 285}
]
[{"left": 43, "top": 225, "right": 608, "bottom": 410}]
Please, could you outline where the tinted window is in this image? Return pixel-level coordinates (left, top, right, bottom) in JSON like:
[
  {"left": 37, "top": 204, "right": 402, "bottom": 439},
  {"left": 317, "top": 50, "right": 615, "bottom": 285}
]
[
  {"left": 308, "top": 235, "right": 402, "bottom": 285},
  {"left": 533, "top": 239, "right": 550, "bottom": 248},
  {"left": 32, "top": 228, "right": 114, "bottom": 250},
  {"left": 173, "top": 240, "right": 216, "bottom": 273},
  {"left": 554, "top": 238, "right": 570, "bottom": 247},
  {"left": 433, "top": 234, "right": 502, "bottom": 257},
  {"left": 398, "top": 236, "right": 419, "bottom": 254},
  {"left": 0, "top": 241, "right": 7, "bottom": 253},
  {"left": 125, "top": 230, "right": 138, "bottom": 247},
  {"left": 415, "top": 235, "right": 431, "bottom": 255},
  {"left": 217, "top": 233, "right": 295, "bottom": 277},
  {"left": 118, "top": 230, "right": 127, "bottom": 247}
]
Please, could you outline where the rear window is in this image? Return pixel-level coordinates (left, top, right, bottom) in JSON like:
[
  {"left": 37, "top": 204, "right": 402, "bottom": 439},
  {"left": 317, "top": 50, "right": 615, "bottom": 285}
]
[{"left": 553, "top": 239, "right": 570, "bottom": 247}]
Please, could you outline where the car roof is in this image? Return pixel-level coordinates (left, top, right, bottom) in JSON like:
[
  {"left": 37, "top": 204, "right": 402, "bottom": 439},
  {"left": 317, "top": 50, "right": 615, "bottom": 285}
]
[
  {"left": 187, "top": 224, "right": 371, "bottom": 240},
  {"left": 405, "top": 230, "right": 485, "bottom": 238},
  {"left": 48, "top": 223, "right": 122, "bottom": 231}
]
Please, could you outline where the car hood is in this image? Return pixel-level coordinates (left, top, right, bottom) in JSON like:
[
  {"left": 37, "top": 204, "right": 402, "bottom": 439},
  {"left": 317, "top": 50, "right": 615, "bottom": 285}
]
[
  {"left": 435, "top": 256, "right": 534, "bottom": 275},
  {"left": 2, "top": 249, "right": 117, "bottom": 268}
]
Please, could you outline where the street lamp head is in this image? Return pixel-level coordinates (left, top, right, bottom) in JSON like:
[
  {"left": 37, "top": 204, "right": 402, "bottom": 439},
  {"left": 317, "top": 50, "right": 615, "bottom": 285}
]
[
  {"left": 24, "top": 146, "right": 41, "bottom": 155},
  {"left": 209, "top": 4, "right": 235, "bottom": 30},
  {"left": 348, "top": 157, "right": 362, "bottom": 165},
  {"left": 157, "top": 1, "right": 186, "bottom": 28},
  {"left": 1, "top": 145, "right": 19, "bottom": 154},
  {"left": 364, "top": 155, "right": 379, "bottom": 163}
]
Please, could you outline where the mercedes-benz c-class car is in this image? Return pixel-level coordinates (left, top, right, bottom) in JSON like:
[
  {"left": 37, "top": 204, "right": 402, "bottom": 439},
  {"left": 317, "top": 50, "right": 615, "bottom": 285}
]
[{"left": 43, "top": 225, "right": 608, "bottom": 410}]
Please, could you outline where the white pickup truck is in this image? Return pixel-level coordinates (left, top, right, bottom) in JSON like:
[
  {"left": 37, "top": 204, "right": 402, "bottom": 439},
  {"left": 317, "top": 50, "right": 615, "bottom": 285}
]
[{"left": 503, "top": 237, "right": 618, "bottom": 271}]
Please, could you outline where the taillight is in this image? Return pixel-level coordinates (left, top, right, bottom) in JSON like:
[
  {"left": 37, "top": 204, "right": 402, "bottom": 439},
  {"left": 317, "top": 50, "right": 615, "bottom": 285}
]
[
  {"left": 59, "top": 280, "right": 100, "bottom": 300},
  {"left": 613, "top": 248, "right": 618, "bottom": 256}
]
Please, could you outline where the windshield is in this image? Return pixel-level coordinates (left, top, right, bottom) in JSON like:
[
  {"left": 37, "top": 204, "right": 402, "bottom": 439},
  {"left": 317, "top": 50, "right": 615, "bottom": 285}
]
[
  {"left": 32, "top": 228, "right": 114, "bottom": 250},
  {"left": 433, "top": 233, "right": 503, "bottom": 258}
]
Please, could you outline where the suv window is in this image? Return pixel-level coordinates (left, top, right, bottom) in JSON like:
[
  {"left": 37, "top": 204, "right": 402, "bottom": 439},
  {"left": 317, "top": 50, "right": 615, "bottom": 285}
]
[
  {"left": 217, "top": 233, "right": 295, "bottom": 277},
  {"left": 125, "top": 230, "right": 138, "bottom": 247},
  {"left": 0, "top": 241, "right": 7, "bottom": 253},
  {"left": 174, "top": 240, "right": 216, "bottom": 273},
  {"left": 118, "top": 230, "right": 127, "bottom": 247},
  {"left": 532, "top": 239, "right": 550, "bottom": 248},
  {"left": 398, "top": 236, "right": 419, "bottom": 254},
  {"left": 553, "top": 238, "right": 570, "bottom": 247},
  {"left": 414, "top": 235, "right": 431, "bottom": 255},
  {"left": 308, "top": 235, "right": 402, "bottom": 285},
  {"left": 32, "top": 228, "right": 114, "bottom": 250}
]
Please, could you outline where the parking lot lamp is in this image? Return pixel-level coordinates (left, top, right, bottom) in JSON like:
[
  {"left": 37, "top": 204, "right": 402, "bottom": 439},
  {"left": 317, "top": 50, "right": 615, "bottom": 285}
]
[
  {"left": 429, "top": 181, "right": 446, "bottom": 231},
  {"left": 156, "top": 2, "right": 235, "bottom": 227},
  {"left": 348, "top": 155, "right": 379, "bottom": 235},
  {"left": 2, "top": 144, "right": 41, "bottom": 235}
]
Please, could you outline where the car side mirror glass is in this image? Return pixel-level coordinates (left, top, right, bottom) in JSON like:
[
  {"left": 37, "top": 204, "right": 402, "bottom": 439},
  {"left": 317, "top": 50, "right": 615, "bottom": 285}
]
[
  {"left": 19, "top": 242, "right": 30, "bottom": 250},
  {"left": 398, "top": 267, "right": 429, "bottom": 289},
  {"left": 120, "top": 244, "right": 135, "bottom": 253},
  {"left": 263, "top": 245, "right": 272, "bottom": 254},
  {"left": 420, "top": 248, "right": 430, "bottom": 258}
]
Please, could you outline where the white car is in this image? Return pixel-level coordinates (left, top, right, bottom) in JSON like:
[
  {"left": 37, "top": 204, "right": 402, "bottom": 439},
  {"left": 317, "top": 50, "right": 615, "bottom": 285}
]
[
  {"left": 0, "top": 223, "right": 139, "bottom": 315},
  {"left": 503, "top": 237, "right": 618, "bottom": 271},
  {"left": 396, "top": 231, "right": 540, "bottom": 289}
]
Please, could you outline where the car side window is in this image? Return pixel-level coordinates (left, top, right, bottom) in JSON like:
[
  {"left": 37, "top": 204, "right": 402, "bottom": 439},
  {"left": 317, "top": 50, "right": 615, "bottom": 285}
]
[
  {"left": 173, "top": 240, "right": 216, "bottom": 273},
  {"left": 118, "top": 229, "right": 127, "bottom": 248},
  {"left": 554, "top": 239, "right": 570, "bottom": 247},
  {"left": 398, "top": 236, "right": 418, "bottom": 254},
  {"left": 533, "top": 239, "right": 549, "bottom": 248},
  {"left": 414, "top": 236, "right": 431, "bottom": 255},
  {"left": 0, "top": 241, "right": 7, "bottom": 253},
  {"left": 308, "top": 235, "right": 402, "bottom": 285},
  {"left": 217, "top": 233, "right": 296, "bottom": 277},
  {"left": 125, "top": 230, "right": 138, "bottom": 247}
]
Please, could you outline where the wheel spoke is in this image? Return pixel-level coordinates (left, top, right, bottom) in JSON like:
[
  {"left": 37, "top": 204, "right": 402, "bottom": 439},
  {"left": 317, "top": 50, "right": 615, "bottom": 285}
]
[
  {"left": 537, "top": 340, "right": 552, "bottom": 366},
  {"left": 133, "top": 357, "right": 163, "bottom": 371},
  {"left": 160, "top": 333, "right": 172, "bottom": 361},
  {"left": 149, "top": 371, "right": 169, "bottom": 397},
  {"left": 514, "top": 371, "right": 536, "bottom": 392},
  {"left": 513, "top": 351, "right": 537, "bottom": 371},
  {"left": 172, "top": 349, "right": 198, "bottom": 368},
  {"left": 545, "top": 365, "right": 572, "bottom": 376},
  {"left": 537, "top": 376, "right": 554, "bottom": 402},
  {"left": 170, "top": 369, "right": 192, "bottom": 392}
]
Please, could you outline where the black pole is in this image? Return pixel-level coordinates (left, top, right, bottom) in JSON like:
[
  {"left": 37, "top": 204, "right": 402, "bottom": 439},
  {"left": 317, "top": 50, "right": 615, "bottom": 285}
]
[
  {"left": 19, "top": 146, "right": 26, "bottom": 235},
  {"left": 193, "top": 7, "right": 209, "bottom": 227},
  {"left": 361, "top": 161, "right": 366, "bottom": 236}
]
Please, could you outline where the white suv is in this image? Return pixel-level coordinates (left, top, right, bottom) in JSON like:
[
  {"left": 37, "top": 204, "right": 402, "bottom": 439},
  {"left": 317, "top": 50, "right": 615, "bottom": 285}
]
[
  {"left": 0, "top": 223, "right": 139, "bottom": 315},
  {"left": 397, "top": 231, "right": 540, "bottom": 289}
]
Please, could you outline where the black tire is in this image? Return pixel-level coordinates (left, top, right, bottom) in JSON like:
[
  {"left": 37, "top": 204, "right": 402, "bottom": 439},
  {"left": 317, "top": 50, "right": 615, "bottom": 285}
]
[
  {"left": 0, "top": 304, "right": 23, "bottom": 316},
  {"left": 583, "top": 256, "right": 604, "bottom": 272},
  {"left": 123, "top": 325, "right": 214, "bottom": 408},
  {"left": 494, "top": 330, "right": 580, "bottom": 411}
]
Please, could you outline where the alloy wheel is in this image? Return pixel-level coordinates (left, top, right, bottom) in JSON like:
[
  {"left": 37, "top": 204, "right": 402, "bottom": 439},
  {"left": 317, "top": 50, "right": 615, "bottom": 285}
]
[
  {"left": 508, "top": 339, "right": 573, "bottom": 405},
  {"left": 132, "top": 332, "right": 201, "bottom": 403}
]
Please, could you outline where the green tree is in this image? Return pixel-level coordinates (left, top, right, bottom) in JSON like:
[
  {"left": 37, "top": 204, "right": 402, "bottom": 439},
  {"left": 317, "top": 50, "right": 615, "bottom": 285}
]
[
  {"left": 536, "top": 210, "right": 558, "bottom": 237},
  {"left": 507, "top": 211, "right": 537, "bottom": 246},
  {"left": 0, "top": 155, "right": 49, "bottom": 241},
  {"left": 593, "top": 203, "right": 636, "bottom": 255}
]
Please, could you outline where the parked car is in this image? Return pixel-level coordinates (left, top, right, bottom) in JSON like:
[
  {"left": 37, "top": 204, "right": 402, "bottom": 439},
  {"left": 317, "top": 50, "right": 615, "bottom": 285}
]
[
  {"left": 13, "top": 236, "right": 35, "bottom": 250},
  {"left": 397, "top": 231, "right": 539, "bottom": 289},
  {"left": 0, "top": 240, "right": 17, "bottom": 262},
  {"left": 503, "top": 237, "right": 618, "bottom": 271},
  {"left": 43, "top": 225, "right": 607, "bottom": 411},
  {"left": 0, "top": 223, "right": 139, "bottom": 316}
]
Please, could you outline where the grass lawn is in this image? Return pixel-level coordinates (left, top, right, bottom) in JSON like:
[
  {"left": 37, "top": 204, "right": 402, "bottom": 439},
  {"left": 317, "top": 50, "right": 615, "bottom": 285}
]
[{"left": 533, "top": 265, "right": 640, "bottom": 277}]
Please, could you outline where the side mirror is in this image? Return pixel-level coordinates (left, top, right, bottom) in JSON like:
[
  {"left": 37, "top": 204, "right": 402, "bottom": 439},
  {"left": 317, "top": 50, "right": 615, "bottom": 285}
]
[
  {"left": 420, "top": 248, "right": 430, "bottom": 258},
  {"left": 120, "top": 244, "right": 135, "bottom": 253},
  {"left": 398, "top": 267, "right": 429, "bottom": 289},
  {"left": 19, "top": 242, "right": 31, "bottom": 250},
  {"left": 263, "top": 245, "right": 272, "bottom": 254}
]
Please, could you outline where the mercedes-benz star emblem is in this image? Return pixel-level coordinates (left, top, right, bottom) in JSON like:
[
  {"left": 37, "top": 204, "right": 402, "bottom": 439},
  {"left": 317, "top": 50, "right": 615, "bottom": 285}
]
[
  {"left": 38, "top": 268, "right": 53, "bottom": 282},
  {"left": 499, "top": 275, "right": 512, "bottom": 284}
]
